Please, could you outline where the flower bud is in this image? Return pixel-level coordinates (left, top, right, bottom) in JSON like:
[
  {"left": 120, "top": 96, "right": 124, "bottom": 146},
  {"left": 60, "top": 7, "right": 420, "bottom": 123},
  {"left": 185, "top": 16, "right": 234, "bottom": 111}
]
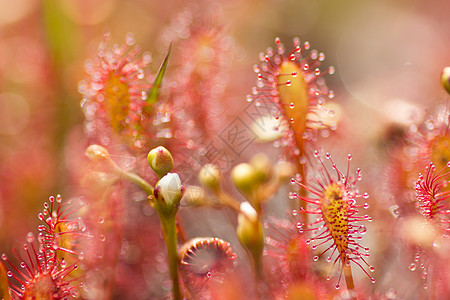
[
  {"left": 441, "top": 66, "right": 450, "bottom": 95},
  {"left": 231, "top": 163, "right": 258, "bottom": 195},
  {"left": 236, "top": 202, "right": 264, "bottom": 259},
  {"left": 154, "top": 173, "right": 183, "bottom": 217},
  {"left": 182, "top": 186, "right": 207, "bottom": 207},
  {"left": 199, "top": 164, "right": 221, "bottom": 192},
  {"left": 85, "top": 144, "right": 110, "bottom": 162},
  {"left": 249, "top": 153, "right": 272, "bottom": 183},
  {"left": 147, "top": 146, "right": 174, "bottom": 178}
]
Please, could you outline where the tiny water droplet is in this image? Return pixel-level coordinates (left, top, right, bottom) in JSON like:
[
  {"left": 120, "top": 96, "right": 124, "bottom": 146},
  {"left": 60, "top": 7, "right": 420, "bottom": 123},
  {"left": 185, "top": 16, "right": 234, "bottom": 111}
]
[
  {"left": 26, "top": 232, "right": 35, "bottom": 243},
  {"left": 409, "top": 263, "right": 416, "bottom": 271},
  {"left": 98, "top": 217, "right": 104, "bottom": 224},
  {"left": 358, "top": 225, "right": 367, "bottom": 235},
  {"left": 313, "top": 255, "right": 319, "bottom": 261},
  {"left": 328, "top": 66, "right": 335, "bottom": 75},
  {"left": 335, "top": 284, "right": 340, "bottom": 289}
]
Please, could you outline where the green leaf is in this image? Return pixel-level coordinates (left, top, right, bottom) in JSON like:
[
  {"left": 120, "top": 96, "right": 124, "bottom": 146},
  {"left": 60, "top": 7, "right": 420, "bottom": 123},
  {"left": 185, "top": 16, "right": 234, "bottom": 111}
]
[{"left": 146, "top": 43, "right": 172, "bottom": 105}]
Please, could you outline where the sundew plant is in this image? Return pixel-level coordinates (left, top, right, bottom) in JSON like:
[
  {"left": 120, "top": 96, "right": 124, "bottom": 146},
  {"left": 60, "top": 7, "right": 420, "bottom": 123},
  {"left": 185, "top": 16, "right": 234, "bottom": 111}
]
[{"left": 0, "top": 1, "right": 449, "bottom": 299}]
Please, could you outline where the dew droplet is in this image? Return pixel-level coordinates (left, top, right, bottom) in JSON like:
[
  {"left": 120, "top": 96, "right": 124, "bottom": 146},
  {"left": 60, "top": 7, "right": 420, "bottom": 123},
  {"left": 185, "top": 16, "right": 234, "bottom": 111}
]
[
  {"left": 358, "top": 225, "right": 367, "bottom": 235},
  {"left": 313, "top": 255, "right": 319, "bottom": 261},
  {"left": 7, "top": 271, "right": 13, "bottom": 277},
  {"left": 328, "top": 66, "right": 335, "bottom": 75},
  {"left": 409, "top": 263, "right": 416, "bottom": 271},
  {"left": 335, "top": 284, "right": 340, "bottom": 289},
  {"left": 98, "top": 217, "right": 104, "bottom": 224},
  {"left": 26, "top": 232, "right": 35, "bottom": 243},
  {"left": 1, "top": 253, "right": 7, "bottom": 260}
]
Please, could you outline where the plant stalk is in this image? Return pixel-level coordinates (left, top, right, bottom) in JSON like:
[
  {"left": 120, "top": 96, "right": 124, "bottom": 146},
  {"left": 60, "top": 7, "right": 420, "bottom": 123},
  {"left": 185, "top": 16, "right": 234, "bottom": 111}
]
[
  {"left": 160, "top": 216, "right": 182, "bottom": 300},
  {"left": 343, "top": 263, "right": 357, "bottom": 300}
]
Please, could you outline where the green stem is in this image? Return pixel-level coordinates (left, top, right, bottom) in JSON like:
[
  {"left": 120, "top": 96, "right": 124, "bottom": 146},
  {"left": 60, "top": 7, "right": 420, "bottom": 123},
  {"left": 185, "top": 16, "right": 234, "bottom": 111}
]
[
  {"left": 160, "top": 217, "right": 182, "bottom": 300},
  {"left": 216, "top": 191, "right": 242, "bottom": 213},
  {"left": 110, "top": 162, "right": 154, "bottom": 196}
]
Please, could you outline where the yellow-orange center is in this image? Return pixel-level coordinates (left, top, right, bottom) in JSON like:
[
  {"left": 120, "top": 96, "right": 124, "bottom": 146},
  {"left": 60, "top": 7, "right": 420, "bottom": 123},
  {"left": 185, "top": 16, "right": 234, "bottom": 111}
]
[
  {"left": 276, "top": 61, "right": 309, "bottom": 151},
  {"left": 104, "top": 73, "right": 130, "bottom": 133},
  {"left": 320, "top": 183, "right": 349, "bottom": 255}
]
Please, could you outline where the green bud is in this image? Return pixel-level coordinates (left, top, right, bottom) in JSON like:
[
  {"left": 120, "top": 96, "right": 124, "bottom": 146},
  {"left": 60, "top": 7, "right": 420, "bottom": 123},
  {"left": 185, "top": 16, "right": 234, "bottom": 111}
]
[
  {"left": 231, "top": 163, "right": 258, "bottom": 195},
  {"left": 154, "top": 173, "right": 183, "bottom": 217},
  {"left": 85, "top": 144, "right": 110, "bottom": 162},
  {"left": 236, "top": 202, "right": 264, "bottom": 270},
  {"left": 148, "top": 146, "right": 174, "bottom": 178},
  {"left": 198, "top": 164, "right": 221, "bottom": 192},
  {"left": 441, "top": 67, "right": 450, "bottom": 95},
  {"left": 250, "top": 153, "right": 273, "bottom": 183}
]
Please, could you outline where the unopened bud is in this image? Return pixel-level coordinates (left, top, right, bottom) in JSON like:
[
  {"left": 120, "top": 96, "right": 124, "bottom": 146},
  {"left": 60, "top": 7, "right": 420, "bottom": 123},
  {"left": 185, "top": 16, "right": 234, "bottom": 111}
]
[
  {"left": 148, "top": 146, "right": 174, "bottom": 178},
  {"left": 199, "top": 164, "right": 221, "bottom": 192},
  {"left": 85, "top": 145, "right": 110, "bottom": 162},
  {"left": 250, "top": 153, "right": 272, "bottom": 183},
  {"left": 231, "top": 163, "right": 258, "bottom": 195},
  {"left": 237, "top": 202, "right": 264, "bottom": 270},
  {"left": 182, "top": 186, "right": 207, "bottom": 207},
  {"left": 154, "top": 173, "right": 183, "bottom": 217},
  {"left": 441, "top": 66, "right": 450, "bottom": 95}
]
